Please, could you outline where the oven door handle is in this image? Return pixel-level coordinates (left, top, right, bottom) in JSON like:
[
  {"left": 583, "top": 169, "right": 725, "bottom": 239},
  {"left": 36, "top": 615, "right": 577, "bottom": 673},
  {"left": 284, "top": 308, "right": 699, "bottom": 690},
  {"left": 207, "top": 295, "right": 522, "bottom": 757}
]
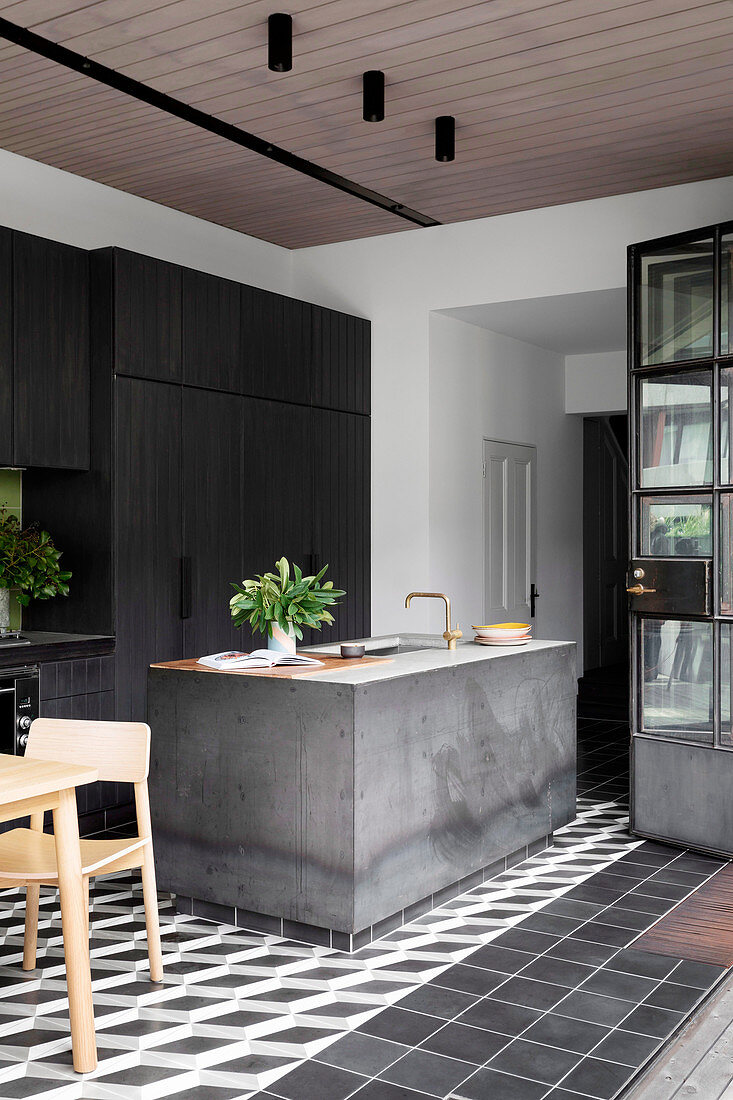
[{"left": 0, "top": 687, "right": 15, "bottom": 694}]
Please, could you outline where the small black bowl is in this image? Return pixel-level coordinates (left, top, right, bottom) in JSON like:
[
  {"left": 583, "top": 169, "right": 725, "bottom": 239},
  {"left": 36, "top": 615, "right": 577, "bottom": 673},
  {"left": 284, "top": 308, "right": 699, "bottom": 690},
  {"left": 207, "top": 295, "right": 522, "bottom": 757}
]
[{"left": 340, "top": 643, "right": 365, "bottom": 659}]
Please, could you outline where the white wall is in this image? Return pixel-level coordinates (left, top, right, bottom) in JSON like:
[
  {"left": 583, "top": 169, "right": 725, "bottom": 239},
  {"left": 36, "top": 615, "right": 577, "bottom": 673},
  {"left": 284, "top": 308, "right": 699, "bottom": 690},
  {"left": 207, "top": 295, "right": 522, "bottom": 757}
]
[
  {"left": 0, "top": 148, "right": 292, "bottom": 294},
  {"left": 430, "top": 314, "right": 583, "bottom": 652},
  {"left": 566, "top": 350, "right": 627, "bottom": 415},
  {"left": 292, "top": 175, "right": 733, "bottom": 637}
]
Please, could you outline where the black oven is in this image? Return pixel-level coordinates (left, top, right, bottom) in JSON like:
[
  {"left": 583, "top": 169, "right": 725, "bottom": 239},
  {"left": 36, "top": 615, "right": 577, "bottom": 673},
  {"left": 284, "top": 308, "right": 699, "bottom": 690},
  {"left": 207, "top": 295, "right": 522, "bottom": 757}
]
[{"left": 0, "top": 667, "right": 39, "bottom": 755}]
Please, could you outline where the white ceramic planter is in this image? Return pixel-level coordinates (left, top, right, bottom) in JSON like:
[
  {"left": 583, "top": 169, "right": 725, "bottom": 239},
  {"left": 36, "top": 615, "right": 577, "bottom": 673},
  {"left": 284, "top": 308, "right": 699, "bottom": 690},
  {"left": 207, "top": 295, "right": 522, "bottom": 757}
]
[{"left": 268, "top": 622, "right": 297, "bottom": 655}]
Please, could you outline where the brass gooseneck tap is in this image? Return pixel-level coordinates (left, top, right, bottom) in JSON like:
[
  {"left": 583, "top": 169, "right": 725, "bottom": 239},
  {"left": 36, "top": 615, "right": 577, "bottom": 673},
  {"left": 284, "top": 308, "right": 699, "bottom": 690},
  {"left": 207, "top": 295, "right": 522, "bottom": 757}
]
[{"left": 405, "top": 592, "right": 463, "bottom": 650}]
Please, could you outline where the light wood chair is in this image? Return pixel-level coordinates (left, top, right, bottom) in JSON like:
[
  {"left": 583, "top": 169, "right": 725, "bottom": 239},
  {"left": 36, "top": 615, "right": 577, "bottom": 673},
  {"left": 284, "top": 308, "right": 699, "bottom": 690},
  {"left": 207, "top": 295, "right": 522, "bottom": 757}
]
[{"left": 0, "top": 718, "right": 162, "bottom": 982}]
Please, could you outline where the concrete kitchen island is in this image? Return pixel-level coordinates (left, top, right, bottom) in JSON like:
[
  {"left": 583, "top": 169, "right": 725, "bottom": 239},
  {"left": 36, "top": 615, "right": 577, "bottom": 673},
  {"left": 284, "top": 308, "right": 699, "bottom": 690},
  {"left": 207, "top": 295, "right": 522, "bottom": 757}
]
[{"left": 148, "top": 636, "right": 576, "bottom": 949}]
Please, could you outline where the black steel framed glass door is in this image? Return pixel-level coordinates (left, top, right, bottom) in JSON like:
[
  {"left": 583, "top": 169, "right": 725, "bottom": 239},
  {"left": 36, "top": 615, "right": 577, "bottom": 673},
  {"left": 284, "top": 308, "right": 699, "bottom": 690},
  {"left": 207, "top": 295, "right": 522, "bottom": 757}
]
[{"left": 629, "top": 224, "right": 733, "bottom": 856}]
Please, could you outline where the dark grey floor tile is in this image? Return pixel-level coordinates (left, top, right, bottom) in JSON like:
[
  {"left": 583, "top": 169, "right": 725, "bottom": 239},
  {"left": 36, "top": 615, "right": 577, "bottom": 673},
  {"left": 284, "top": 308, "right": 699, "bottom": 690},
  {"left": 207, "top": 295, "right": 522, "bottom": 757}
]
[
  {"left": 569, "top": 922, "right": 638, "bottom": 948},
  {"left": 644, "top": 981, "right": 706, "bottom": 1013},
  {"left": 594, "top": 906, "right": 656, "bottom": 932},
  {"left": 490, "top": 928, "right": 560, "bottom": 955},
  {"left": 395, "top": 983, "right": 478, "bottom": 1020},
  {"left": 453, "top": 1067, "right": 547, "bottom": 1100},
  {"left": 559, "top": 1056, "right": 636, "bottom": 1099},
  {"left": 604, "top": 948, "right": 679, "bottom": 981},
  {"left": 153, "top": 1090, "right": 247, "bottom": 1100},
  {"left": 0, "top": 1079, "right": 76, "bottom": 1098},
  {"left": 543, "top": 1091, "right": 600, "bottom": 1100},
  {"left": 316, "top": 1031, "right": 409, "bottom": 1076},
  {"left": 578, "top": 968, "right": 658, "bottom": 1003},
  {"left": 459, "top": 998, "right": 543, "bottom": 1037},
  {"left": 430, "top": 964, "right": 505, "bottom": 996},
  {"left": 554, "top": 990, "right": 636, "bottom": 1027},
  {"left": 350, "top": 1081, "right": 435, "bottom": 1100},
  {"left": 619, "top": 1003, "right": 685, "bottom": 1038},
  {"left": 491, "top": 974, "right": 567, "bottom": 1012},
  {"left": 591, "top": 1028, "right": 662, "bottom": 1066},
  {"left": 357, "top": 1007, "right": 443, "bottom": 1046},
  {"left": 562, "top": 885, "right": 624, "bottom": 907},
  {"left": 633, "top": 880, "right": 690, "bottom": 901},
  {"left": 542, "top": 899, "right": 606, "bottom": 921},
  {"left": 488, "top": 1038, "right": 581, "bottom": 1085},
  {"left": 519, "top": 955, "right": 596, "bottom": 989},
  {"left": 380, "top": 1048, "right": 475, "bottom": 1096},
  {"left": 611, "top": 893, "right": 671, "bottom": 916},
  {"left": 522, "top": 1012, "right": 610, "bottom": 1054},
  {"left": 548, "top": 939, "right": 619, "bottom": 968},
  {"left": 269, "top": 1059, "right": 367, "bottom": 1100},
  {"left": 466, "top": 945, "right": 534, "bottom": 975},
  {"left": 522, "top": 912, "right": 584, "bottom": 937},
  {"left": 420, "top": 1021, "right": 509, "bottom": 1064},
  {"left": 671, "top": 959, "right": 726, "bottom": 988},
  {"left": 648, "top": 867, "right": 708, "bottom": 888}
]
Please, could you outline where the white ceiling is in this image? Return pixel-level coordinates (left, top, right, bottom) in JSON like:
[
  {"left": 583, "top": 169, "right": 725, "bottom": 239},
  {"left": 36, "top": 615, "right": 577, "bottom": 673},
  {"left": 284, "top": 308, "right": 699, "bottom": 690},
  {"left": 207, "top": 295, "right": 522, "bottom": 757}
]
[{"left": 439, "top": 287, "right": 626, "bottom": 355}]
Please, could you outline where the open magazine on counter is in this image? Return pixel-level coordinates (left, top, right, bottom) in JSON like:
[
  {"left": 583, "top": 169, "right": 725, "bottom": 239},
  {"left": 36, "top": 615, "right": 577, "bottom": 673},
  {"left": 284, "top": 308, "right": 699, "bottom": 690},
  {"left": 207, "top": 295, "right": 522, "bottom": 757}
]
[{"left": 197, "top": 650, "right": 324, "bottom": 670}]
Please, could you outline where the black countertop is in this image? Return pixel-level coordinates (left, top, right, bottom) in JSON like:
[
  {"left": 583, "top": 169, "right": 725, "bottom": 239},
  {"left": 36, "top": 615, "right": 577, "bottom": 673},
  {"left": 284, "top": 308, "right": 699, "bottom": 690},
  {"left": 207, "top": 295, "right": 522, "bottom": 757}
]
[{"left": 0, "top": 632, "right": 114, "bottom": 668}]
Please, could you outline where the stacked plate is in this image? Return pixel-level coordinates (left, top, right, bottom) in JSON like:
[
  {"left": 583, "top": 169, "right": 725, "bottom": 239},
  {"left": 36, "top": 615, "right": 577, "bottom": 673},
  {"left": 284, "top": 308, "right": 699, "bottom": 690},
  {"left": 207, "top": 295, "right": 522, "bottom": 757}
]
[{"left": 471, "top": 623, "right": 532, "bottom": 646}]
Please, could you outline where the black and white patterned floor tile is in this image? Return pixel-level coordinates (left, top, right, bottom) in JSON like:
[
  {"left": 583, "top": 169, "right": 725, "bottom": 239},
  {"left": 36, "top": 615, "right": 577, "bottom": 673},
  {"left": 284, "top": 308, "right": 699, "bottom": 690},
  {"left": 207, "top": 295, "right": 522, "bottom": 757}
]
[{"left": 0, "top": 718, "right": 726, "bottom": 1100}]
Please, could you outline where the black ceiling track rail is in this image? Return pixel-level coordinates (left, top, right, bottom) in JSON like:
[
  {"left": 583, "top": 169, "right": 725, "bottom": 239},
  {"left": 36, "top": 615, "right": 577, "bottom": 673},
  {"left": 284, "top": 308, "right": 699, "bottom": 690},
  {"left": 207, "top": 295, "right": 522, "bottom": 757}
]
[{"left": 0, "top": 16, "right": 441, "bottom": 232}]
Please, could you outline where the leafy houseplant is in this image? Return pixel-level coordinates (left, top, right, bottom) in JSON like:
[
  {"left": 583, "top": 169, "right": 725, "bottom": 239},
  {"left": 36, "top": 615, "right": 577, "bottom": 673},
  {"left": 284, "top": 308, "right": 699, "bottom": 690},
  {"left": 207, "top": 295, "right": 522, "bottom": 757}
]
[
  {"left": 230, "top": 557, "right": 345, "bottom": 653},
  {"left": 0, "top": 508, "right": 71, "bottom": 634}
]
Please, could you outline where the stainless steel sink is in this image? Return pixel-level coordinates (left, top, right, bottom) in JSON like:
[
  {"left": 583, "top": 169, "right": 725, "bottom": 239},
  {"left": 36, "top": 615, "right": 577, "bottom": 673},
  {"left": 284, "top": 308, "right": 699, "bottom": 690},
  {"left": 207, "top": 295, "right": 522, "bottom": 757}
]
[{"left": 368, "top": 644, "right": 425, "bottom": 656}]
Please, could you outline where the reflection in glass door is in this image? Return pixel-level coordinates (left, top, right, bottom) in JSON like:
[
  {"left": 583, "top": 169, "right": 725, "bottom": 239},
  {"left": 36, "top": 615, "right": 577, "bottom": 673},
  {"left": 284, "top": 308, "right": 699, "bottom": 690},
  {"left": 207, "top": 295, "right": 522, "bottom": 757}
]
[{"left": 629, "top": 223, "right": 733, "bottom": 857}]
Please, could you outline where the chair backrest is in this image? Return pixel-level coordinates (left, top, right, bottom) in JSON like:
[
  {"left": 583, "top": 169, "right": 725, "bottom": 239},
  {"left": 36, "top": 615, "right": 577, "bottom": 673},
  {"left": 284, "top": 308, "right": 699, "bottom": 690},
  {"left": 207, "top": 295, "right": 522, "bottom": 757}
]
[{"left": 25, "top": 719, "right": 150, "bottom": 783}]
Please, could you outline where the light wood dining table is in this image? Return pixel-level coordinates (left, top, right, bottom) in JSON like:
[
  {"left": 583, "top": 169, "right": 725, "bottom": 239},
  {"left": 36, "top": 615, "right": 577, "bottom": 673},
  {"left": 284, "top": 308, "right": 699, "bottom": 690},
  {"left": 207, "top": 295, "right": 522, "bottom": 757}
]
[{"left": 0, "top": 753, "right": 98, "bottom": 1072}]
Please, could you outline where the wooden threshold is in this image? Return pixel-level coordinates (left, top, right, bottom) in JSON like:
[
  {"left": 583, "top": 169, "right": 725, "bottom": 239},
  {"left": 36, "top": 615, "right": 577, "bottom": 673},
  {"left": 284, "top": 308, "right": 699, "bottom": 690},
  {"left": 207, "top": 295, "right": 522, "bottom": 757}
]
[{"left": 635, "top": 864, "right": 733, "bottom": 968}]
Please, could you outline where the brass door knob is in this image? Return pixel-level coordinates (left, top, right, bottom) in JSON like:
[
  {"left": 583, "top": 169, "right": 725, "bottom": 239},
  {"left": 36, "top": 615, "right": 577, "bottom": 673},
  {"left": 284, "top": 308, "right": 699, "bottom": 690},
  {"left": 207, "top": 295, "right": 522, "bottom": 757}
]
[{"left": 627, "top": 584, "right": 657, "bottom": 595}]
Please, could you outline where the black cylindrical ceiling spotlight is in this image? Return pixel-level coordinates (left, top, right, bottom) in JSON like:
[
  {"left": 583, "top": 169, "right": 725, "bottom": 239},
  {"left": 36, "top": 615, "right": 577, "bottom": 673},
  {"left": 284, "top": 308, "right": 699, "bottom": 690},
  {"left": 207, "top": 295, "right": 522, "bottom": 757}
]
[
  {"left": 363, "top": 70, "right": 385, "bottom": 122},
  {"left": 435, "top": 115, "right": 455, "bottom": 162},
  {"left": 268, "top": 13, "right": 292, "bottom": 72}
]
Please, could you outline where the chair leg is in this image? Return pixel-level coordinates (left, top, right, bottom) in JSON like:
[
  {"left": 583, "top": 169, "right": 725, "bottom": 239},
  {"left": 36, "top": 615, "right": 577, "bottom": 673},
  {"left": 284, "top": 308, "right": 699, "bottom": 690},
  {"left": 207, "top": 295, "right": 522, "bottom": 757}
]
[
  {"left": 140, "top": 845, "right": 163, "bottom": 982},
  {"left": 83, "top": 876, "right": 89, "bottom": 940},
  {"left": 23, "top": 810, "right": 45, "bottom": 972},
  {"left": 23, "top": 884, "right": 40, "bottom": 972}
]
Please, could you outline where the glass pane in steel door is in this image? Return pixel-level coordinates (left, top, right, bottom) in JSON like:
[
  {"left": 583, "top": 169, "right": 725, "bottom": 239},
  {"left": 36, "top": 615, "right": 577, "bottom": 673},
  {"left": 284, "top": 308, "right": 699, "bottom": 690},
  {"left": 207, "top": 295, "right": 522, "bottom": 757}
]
[
  {"left": 640, "top": 495, "right": 712, "bottom": 557},
  {"left": 721, "top": 494, "right": 733, "bottom": 615},
  {"left": 721, "top": 368, "right": 732, "bottom": 484},
  {"left": 639, "top": 370, "right": 713, "bottom": 488},
  {"left": 640, "top": 238, "right": 713, "bottom": 366},
  {"left": 722, "top": 624, "right": 732, "bottom": 745},
  {"left": 640, "top": 618, "right": 713, "bottom": 741},
  {"left": 721, "top": 236, "right": 733, "bottom": 355}
]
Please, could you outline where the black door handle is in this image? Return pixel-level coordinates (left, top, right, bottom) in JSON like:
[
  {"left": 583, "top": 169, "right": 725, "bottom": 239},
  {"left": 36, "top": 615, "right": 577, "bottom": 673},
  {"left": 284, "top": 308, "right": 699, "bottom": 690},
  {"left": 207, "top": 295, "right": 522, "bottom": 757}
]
[
  {"left": 180, "top": 557, "right": 192, "bottom": 619},
  {"left": 530, "top": 583, "right": 539, "bottom": 618}
]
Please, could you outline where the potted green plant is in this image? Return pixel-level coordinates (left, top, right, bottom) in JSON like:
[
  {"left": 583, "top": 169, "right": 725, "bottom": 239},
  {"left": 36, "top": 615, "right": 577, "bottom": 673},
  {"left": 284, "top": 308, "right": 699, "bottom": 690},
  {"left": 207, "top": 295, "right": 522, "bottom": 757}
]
[
  {"left": 230, "top": 557, "right": 345, "bottom": 654},
  {"left": 0, "top": 507, "right": 72, "bottom": 634}
]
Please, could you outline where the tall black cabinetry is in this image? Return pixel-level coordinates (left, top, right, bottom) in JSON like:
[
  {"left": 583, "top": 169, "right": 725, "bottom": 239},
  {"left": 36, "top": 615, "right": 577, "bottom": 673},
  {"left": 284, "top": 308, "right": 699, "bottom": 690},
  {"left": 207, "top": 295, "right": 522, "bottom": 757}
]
[
  {"left": 25, "top": 245, "right": 371, "bottom": 723},
  {"left": 0, "top": 228, "right": 89, "bottom": 470}
]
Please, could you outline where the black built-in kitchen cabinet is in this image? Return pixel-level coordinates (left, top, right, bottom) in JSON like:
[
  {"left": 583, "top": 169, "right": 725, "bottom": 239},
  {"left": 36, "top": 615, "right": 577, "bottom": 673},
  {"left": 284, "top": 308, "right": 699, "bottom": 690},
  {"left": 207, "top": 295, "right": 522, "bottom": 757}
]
[
  {"left": 182, "top": 388, "right": 245, "bottom": 658},
  {"left": 112, "top": 249, "right": 182, "bottom": 383},
  {"left": 0, "top": 229, "right": 11, "bottom": 466},
  {"left": 312, "top": 408, "right": 371, "bottom": 644},
  {"left": 312, "top": 307, "right": 370, "bottom": 415},
  {"left": 13, "top": 231, "right": 90, "bottom": 469},
  {"left": 182, "top": 268, "right": 247, "bottom": 393},
  {"left": 23, "top": 238, "right": 370, "bottom": 734},
  {"left": 115, "top": 378, "right": 184, "bottom": 721}
]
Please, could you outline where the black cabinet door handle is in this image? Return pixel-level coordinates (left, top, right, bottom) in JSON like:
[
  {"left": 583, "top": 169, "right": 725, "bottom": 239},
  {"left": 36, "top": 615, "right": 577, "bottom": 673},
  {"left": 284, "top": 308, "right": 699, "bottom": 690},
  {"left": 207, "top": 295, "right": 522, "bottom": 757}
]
[
  {"left": 180, "top": 557, "right": 192, "bottom": 619},
  {"left": 530, "top": 583, "right": 539, "bottom": 618}
]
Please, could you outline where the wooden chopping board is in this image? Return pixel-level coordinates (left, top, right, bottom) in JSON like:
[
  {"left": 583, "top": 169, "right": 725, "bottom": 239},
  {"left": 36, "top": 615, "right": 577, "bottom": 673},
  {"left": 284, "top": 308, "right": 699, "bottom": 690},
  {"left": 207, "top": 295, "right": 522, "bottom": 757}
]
[{"left": 150, "top": 653, "right": 393, "bottom": 679}]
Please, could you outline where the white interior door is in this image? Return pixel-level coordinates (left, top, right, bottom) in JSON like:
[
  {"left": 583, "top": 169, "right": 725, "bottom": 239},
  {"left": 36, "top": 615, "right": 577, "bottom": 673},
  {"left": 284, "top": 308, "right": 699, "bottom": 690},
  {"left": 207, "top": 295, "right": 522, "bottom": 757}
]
[{"left": 483, "top": 439, "right": 537, "bottom": 625}]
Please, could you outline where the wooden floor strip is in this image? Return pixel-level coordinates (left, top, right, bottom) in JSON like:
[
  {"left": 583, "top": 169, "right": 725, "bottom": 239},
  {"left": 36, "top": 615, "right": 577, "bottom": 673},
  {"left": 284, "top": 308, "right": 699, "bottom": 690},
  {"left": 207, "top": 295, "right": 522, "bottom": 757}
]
[{"left": 635, "top": 865, "right": 733, "bottom": 967}]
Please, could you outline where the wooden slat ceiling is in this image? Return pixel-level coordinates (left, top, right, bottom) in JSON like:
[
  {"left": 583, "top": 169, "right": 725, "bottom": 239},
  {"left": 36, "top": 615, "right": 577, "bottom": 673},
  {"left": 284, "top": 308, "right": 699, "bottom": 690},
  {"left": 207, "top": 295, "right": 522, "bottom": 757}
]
[{"left": 0, "top": 0, "right": 732, "bottom": 248}]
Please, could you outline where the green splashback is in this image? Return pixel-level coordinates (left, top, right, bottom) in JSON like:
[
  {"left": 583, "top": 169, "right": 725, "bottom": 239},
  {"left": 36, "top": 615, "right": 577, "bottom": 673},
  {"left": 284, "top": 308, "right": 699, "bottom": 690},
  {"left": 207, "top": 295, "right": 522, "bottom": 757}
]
[{"left": 0, "top": 469, "right": 22, "bottom": 629}]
